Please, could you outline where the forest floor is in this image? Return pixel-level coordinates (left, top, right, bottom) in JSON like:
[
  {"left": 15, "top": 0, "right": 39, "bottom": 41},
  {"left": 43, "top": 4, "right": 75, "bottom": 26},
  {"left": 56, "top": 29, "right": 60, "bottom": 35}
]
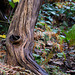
[{"left": 0, "top": 28, "right": 75, "bottom": 75}]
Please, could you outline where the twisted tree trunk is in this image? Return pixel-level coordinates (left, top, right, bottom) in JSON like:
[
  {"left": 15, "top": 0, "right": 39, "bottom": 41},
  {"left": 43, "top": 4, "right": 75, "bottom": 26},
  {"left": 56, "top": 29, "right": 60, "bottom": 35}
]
[{"left": 6, "top": 0, "right": 48, "bottom": 75}]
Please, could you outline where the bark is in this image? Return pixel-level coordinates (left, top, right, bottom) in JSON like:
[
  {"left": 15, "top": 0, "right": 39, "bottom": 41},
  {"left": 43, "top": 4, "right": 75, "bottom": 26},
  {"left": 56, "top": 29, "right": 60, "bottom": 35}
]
[{"left": 6, "top": 0, "right": 48, "bottom": 75}]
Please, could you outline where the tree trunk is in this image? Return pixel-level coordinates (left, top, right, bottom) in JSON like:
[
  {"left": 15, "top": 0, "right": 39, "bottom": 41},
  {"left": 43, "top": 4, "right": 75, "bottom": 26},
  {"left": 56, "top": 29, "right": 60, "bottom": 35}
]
[{"left": 6, "top": 0, "right": 48, "bottom": 75}]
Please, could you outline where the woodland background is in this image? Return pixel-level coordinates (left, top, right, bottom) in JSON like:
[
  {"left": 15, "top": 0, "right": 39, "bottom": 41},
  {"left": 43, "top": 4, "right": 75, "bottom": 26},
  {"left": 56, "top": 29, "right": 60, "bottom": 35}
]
[{"left": 0, "top": 0, "right": 75, "bottom": 75}]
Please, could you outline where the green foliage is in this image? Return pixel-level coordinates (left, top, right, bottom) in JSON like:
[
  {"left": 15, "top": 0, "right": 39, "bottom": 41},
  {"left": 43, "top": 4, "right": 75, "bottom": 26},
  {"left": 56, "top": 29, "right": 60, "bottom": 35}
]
[
  {"left": 60, "top": 24, "right": 75, "bottom": 46},
  {"left": 37, "top": 3, "right": 56, "bottom": 24},
  {"left": 33, "top": 53, "right": 43, "bottom": 64},
  {"left": 37, "top": 2, "right": 75, "bottom": 28},
  {"left": 57, "top": 53, "right": 64, "bottom": 58},
  {"left": 66, "top": 24, "right": 75, "bottom": 46},
  {"left": 36, "top": 2, "right": 75, "bottom": 48},
  {"left": 0, "top": 23, "right": 9, "bottom": 34},
  {"left": 8, "top": 0, "right": 15, "bottom": 8},
  {"left": 66, "top": 24, "right": 75, "bottom": 40},
  {"left": 8, "top": 0, "right": 19, "bottom": 8},
  {"left": 57, "top": 52, "right": 66, "bottom": 60}
]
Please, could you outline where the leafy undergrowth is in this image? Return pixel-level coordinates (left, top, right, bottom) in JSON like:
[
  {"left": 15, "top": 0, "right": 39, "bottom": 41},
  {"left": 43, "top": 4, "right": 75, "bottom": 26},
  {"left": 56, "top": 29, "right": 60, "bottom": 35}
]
[
  {"left": 1, "top": 25, "right": 75, "bottom": 75},
  {"left": 33, "top": 25, "right": 75, "bottom": 75},
  {"left": 0, "top": 62, "right": 35, "bottom": 75},
  {"left": 0, "top": 1, "right": 75, "bottom": 75},
  {"left": 33, "top": 1, "right": 75, "bottom": 75}
]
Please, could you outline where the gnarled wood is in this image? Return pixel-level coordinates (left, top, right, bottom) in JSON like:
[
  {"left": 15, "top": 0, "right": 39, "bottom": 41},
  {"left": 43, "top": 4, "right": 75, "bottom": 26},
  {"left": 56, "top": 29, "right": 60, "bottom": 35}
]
[{"left": 6, "top": 0, "right": 48, "bottom": 75}]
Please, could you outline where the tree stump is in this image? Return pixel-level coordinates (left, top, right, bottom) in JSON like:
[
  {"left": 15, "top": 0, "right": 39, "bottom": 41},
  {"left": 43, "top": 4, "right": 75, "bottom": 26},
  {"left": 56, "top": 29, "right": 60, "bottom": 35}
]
[{"left": 6, "top": 0, "right": 48, "bottom": 75}]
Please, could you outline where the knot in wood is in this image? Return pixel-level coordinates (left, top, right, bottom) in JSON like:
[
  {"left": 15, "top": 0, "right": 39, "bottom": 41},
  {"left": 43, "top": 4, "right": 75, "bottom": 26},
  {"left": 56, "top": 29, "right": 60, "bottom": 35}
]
[{"left": 9, "top": 35, "right": 21, "bottom": 45}]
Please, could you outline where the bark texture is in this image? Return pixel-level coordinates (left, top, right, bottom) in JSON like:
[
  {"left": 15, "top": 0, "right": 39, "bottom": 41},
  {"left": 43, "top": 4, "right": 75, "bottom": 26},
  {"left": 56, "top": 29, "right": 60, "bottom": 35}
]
[{"left": 6, "top": 0, "right": 48, "bottom": 75}]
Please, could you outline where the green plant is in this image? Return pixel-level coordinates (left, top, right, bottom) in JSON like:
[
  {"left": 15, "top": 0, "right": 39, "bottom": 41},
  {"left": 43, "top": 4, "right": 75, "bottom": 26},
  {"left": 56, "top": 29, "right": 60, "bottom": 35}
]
[
  {"left": 36, "top": 2, "right": 75, "bottom": 29},
  {"left": 8, "top": 0, "right": 15, "bottom": 8},
  {"left": 57, "top": 52, "right": 66, "bottom": 60},
  {"left": 33, "top": 53, "right": 44, "bottom": 65},
  {"left": 66, "top": 24, "right": 75, "bottom": 46}
]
